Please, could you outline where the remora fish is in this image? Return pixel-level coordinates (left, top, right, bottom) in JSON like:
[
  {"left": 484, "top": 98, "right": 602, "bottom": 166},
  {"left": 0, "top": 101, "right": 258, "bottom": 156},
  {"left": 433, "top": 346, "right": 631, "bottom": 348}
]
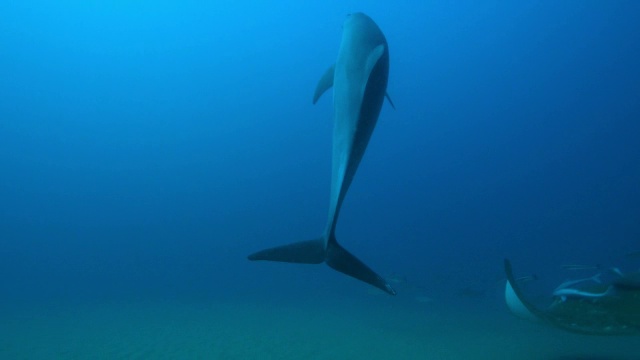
[
  {"left": 516, "top": 274, "right": 538, "bottom": 284},
  {"left": 561, "top": 264, "right": 601, "bottom": 271},
  {"left": 248, "top": 13, "right": 396, "bottom": 295}
]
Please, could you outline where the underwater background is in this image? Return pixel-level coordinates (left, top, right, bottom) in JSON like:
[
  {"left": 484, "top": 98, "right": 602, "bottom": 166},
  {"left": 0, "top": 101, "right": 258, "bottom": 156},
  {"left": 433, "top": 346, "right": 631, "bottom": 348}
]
[{"left": 1, "top": 0, "right": 639, "bottom": 358}]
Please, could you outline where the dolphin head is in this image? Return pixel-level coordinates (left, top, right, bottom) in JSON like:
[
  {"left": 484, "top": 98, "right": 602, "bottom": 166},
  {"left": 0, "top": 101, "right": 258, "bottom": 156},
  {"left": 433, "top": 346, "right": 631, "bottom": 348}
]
[{"left": 342, "top": 13, "right": 384, "bottom": 41}]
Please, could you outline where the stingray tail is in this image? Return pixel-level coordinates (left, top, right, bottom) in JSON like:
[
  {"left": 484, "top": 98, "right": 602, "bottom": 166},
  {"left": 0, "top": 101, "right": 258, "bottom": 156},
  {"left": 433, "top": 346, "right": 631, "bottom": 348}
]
[{"left": 248, "top": 234, "right": 396, "bottom": 295}]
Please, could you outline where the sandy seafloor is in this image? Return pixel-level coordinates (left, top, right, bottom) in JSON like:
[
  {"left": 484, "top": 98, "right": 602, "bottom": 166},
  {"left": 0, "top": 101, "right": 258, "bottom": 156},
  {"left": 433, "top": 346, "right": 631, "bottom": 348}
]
[{"left": 1, "top": 291, "right": 638, "bottom": 360}]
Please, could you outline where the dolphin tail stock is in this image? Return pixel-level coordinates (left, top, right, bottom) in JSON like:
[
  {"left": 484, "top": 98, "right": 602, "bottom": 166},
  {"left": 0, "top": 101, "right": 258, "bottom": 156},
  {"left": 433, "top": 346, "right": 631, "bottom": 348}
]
[
  {"left": 325, "top": 234, "right": 396, "bottom": 295},
  {"left": 248, "top": 235, "right": 396, "bottom": 295}
]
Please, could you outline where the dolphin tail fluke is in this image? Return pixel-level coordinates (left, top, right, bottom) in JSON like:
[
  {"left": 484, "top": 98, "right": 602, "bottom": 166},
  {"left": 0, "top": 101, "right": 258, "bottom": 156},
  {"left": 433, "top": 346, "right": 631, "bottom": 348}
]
[
  {"left": 325, "top": 236, "right": 396, "bottom": 295},
  {"left": 247, "top": 238, "right": 325, "bottom": 264}
]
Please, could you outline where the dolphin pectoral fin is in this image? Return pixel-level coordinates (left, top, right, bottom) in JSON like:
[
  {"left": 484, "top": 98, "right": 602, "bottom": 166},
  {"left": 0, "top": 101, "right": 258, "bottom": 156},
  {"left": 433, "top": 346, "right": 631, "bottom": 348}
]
[
  {"left": 248, "top": 238, "right": 325, "bottom": 264},
  {"left": 313, "top": 64, "right": 335, "bottom": 104},
  {"left": 325, "top": 236, "right": 396, "bottom": 295},
  {"left": 385, "top": 92, "right": 396, "bottom": 110}
]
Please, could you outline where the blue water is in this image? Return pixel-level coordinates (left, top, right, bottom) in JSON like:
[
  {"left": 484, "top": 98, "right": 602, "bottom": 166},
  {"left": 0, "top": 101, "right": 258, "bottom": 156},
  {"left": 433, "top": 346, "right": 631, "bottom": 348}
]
[{"left": 1, "top": 1, "right": 640, "bottom": 358}]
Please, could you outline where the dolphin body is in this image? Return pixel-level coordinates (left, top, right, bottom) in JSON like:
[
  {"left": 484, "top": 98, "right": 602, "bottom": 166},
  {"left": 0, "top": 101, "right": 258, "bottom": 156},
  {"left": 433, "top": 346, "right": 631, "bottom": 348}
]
[{"left": 248, "top": 13, "right": 396, "bottom": 295}]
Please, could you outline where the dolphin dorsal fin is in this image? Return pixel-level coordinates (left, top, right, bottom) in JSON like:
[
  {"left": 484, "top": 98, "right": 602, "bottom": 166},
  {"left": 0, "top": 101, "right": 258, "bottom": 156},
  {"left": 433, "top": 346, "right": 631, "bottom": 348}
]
[{"left": 313, "top": 64, "right": 335, "bottom": 104}]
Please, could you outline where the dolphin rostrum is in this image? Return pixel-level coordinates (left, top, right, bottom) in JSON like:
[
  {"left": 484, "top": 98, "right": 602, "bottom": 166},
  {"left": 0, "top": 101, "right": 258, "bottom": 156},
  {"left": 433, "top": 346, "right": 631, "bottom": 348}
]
[{"left": 248, "top": 13, "right": 396, "bottom": 295}]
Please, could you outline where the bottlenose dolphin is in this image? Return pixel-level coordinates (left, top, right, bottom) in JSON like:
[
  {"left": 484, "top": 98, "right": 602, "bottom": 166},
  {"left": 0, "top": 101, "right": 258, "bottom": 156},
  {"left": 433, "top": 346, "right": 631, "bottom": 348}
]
[{"left": 248, "top": 13, "right": 396, "bottom": 295}]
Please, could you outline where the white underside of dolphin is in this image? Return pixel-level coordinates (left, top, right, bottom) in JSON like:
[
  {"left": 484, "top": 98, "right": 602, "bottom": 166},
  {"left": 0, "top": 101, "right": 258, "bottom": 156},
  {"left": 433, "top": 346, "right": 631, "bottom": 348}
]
[{"left": 248, "top": 13, "right": 396, "bottom": 295}]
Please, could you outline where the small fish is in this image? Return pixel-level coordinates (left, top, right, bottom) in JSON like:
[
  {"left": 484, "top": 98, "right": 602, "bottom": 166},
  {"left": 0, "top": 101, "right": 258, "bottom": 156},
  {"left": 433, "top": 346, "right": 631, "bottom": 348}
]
[
  {"left": 515, "top": 274, "right": 538, "bottom": 284},
  {"left": 414, "top": 295, "right": 433, "bottom": 304},
  {"left": 387, "top": 273, "right": 408, "bottom": 284},
  {"left": 561, "top": 264, "right": 601, "bottom": 271},
  {"left": 456, "top": 287, "right": 486, "bottom": 299},
  {"left": 625, "top": 250, "right": 640, "bottom": 260}
]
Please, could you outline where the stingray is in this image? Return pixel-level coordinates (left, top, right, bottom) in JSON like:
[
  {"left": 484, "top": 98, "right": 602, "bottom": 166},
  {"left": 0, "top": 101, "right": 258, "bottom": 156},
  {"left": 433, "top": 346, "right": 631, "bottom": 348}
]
[{"left": 504, "top": 259, "right": 640, "bottom": 336}]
